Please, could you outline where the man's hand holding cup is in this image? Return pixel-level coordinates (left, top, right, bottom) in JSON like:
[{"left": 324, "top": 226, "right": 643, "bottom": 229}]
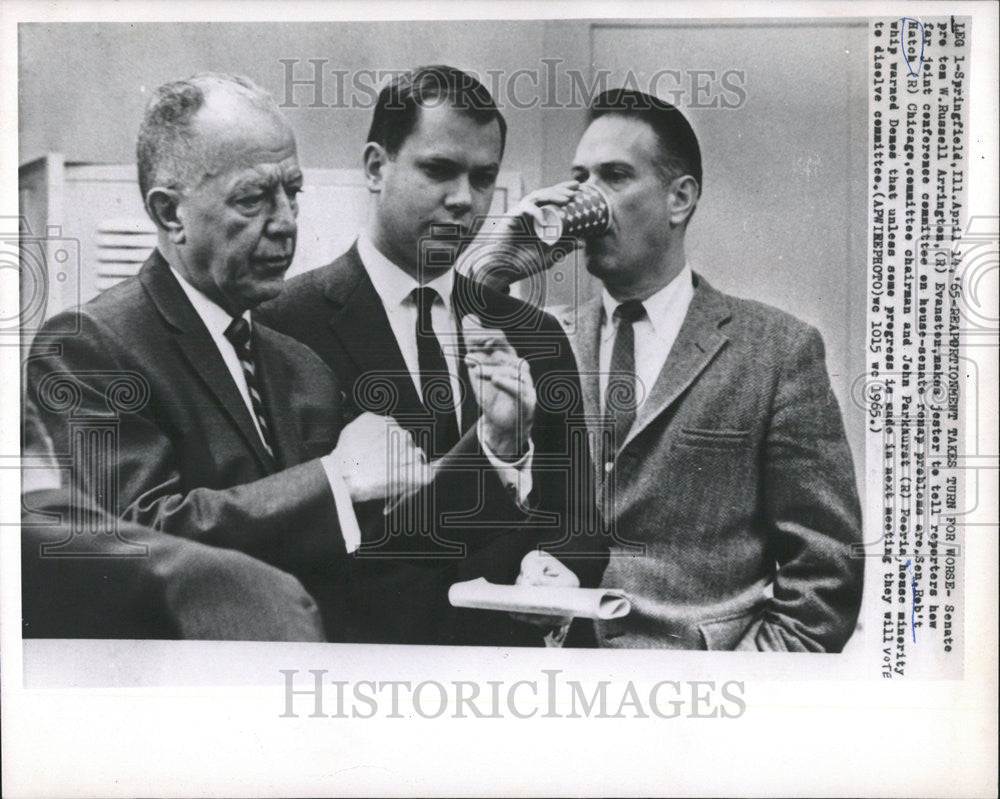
[{"left": 458, "top": 180, "right": 612, "bottom": 292}]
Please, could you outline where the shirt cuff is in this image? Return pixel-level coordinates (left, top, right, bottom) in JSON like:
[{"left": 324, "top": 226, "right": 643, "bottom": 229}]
[
  {"left": 477, "top": 417, "right": 534, "bottom": 506},
  {"left": 320, "top": 454, "right": 362, "bottom": 554}
]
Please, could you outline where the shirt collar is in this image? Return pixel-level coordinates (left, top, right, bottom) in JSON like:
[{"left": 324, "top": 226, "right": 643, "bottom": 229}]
[
  {"left": 601, "top": 262, "right": 694, "bottom": 337},
  {"left": 357, "top": 231, "right": 454, "bottom": 312},
  {"left": 169, "top": 265, "right": 251, "bottom": 338}
]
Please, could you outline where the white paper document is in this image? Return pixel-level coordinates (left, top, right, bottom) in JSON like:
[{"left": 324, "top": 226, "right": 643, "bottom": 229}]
[{"left": 448, "top": 578, "right": 631, "bottom": 620}]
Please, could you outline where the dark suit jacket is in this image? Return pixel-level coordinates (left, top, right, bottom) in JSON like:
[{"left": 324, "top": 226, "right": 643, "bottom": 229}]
[
  {"left": 22, "top": 488, "right": 326, "bottom": 641},
  {"left": 258, "top": 243, "right": 608, "bottom": 645},
  {"left": 555, "top": 274, "right": 864, "bottom": 652}
]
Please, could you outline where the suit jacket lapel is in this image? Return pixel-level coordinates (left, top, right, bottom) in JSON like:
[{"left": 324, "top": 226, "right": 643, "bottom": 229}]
[
  {"left": 567, "top": 296, "right": 604, "bottom": 424},
  {"left": 139, "top": 251, "right": 276, "bottom": 472},
  {"left": 253, "top": 326, "right": 299, "bottom": 468},
  {"left": 621, "top": 275, "right": 732, "bottom": 450},
  {"left": 556, "top": 297, "right": 603, "bottom": 484},
  {"left": 323, "top": 244, "right": 423, "bottom": 418},
  {"left": 454, "top": 324, "right": 479, "bottom": 435}
]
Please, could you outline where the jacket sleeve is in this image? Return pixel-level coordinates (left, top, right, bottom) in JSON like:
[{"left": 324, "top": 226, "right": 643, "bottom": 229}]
[
  {"left": 27, "top": 311, "right": 348, "bottom": 579},
  {"left": 22, "top": 489, "right": 327, "bottom": 641},
  {"left": 736, "top": 324, "right": 864, "bottom": 652}
]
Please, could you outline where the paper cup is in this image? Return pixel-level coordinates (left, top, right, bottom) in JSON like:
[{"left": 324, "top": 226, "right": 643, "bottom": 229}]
[{"left": 532, "top": 183, "right": 613, "bottom": 245}]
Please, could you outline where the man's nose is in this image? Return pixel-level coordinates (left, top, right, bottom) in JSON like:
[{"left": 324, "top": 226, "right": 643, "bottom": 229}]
[
  {"left": 267, "top": 190, "right": 298, "bottom": 238},
  {"left": 443, "top": 175, "right": 473, "bottom": 216}
]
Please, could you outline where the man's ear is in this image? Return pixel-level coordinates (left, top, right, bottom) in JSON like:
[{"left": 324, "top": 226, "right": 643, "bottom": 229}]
[
  {"left": 667, "top": 175, "right": 700, "bottom": 227},
  {"left": 146, "top": 188, "right": 185, "bottom": 243},
  {"left": 363, "top": 142, "right": 390, "bottom": 192}
]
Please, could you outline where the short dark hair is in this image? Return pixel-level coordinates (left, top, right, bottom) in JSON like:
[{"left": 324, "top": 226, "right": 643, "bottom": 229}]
[
  {"left": 366, "top": 65, "right": 507, "bottom": 158},
  {"left": 589, "top": 89, "right": 702, "bottom": 194},
  {"left": 136, "top": 72, "right": 277, "bottom": 201}
]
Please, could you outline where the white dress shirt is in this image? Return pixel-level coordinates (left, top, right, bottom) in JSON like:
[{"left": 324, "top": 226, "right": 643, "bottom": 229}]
[
  {"left": 170, "top": 267, "right": 362, "bottom": 553},
  {"left": 357, "top": 234, "right": 465, "bottom": 424},
  {"left": 357, "top": 232, "right": 533, "bottom": 503},
  {"left": 598, "top": 263, "right": 696, "bottom": 414}
]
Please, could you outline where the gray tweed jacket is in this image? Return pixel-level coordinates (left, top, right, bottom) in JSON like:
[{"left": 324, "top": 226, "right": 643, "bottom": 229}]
[{"left": 553, "top": 273, "right": 864, "bottom": 651}]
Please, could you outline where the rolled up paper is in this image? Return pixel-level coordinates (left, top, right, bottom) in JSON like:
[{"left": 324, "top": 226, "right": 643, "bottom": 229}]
[{"left": 448, "top": 577, "right": 631, "bottom": 620}]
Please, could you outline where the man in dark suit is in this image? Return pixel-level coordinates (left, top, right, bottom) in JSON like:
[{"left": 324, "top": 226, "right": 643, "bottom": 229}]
[
  {"left": 470, "top": 89, "right": 864, "bottom": 651},
  {"left": 25, "top": 73, "right": 436, "bottom": 641},
  {"left": 258, "top": 66, "right": 607, "bottom": 646}
]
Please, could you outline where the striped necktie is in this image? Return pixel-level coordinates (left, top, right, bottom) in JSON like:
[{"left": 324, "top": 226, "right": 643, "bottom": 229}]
[{"left": 224, "top": 315, "right": 275, "bottom": 459}]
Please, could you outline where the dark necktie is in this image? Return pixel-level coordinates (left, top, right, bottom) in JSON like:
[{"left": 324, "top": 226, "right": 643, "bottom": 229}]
[
  {"left": 412, "top": 286, "right": 459, "bottom": 458},
  {"left": 224, "top": 315, "right": 275, "bottom": 459},
  {"left": 602, "top": 299, "right": 646, "bottom": 467}
]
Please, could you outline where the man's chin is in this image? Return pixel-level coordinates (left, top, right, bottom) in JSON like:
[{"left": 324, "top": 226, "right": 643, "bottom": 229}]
[
  {"left": 416, "top": 239, "right": 461, "bottom": 278},
  {"left": 236, "top": 279, "right": 287, "bottom": 311},
  {"left": 584, "top": 252, "right": 615, "bottom": 280}
]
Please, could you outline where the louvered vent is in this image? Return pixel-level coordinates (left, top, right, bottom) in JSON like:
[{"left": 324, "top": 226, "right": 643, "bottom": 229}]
[{"left": 94, "top": 217, "right": 157, "bottom": 292}]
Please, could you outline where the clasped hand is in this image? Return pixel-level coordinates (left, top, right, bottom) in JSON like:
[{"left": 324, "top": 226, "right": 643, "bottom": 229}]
[
  {"left": 331, "top": 411, "right": 431, "bottom": 502},
  {"left": 511, "top": 550, "right": 580, "bottom": 628}
]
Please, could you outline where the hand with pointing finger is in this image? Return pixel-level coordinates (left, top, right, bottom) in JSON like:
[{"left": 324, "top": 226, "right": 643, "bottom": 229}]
[{"left": 462, "top": 314, "right": 535, "bottom": 462}]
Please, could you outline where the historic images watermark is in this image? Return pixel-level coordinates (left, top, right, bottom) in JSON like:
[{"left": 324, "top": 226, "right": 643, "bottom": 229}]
[
  {"left": 276, "top": 60, "right": 748, "bottom": 111},
  {"left": 280, "top": 668, "right": 747, "bottom": 719}
]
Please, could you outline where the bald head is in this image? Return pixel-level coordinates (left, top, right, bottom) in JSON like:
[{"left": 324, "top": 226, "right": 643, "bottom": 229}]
[{"left": 136, "top": 73, "right": 288, "bottom": 205}]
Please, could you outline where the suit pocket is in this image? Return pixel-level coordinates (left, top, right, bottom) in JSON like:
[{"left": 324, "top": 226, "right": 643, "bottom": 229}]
[
  {"left": 677, "top": 427, "right": 752, "bottom": 449},
  {"left": 658, "top": 429, "right": 757, "bottom": 543},
  {"left": 698, "top": 610, "right": 759, "bottom": 650}
]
